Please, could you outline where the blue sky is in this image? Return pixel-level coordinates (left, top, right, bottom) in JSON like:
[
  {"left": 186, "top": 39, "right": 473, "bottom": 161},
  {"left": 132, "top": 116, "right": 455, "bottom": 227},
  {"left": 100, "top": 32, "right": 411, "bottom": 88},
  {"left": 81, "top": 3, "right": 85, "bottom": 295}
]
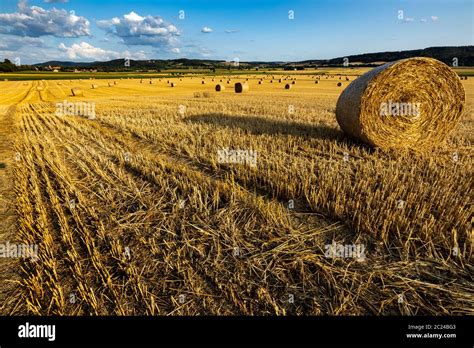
[{"left": 0, "top": 0, "right": 472, "bottom": 64}]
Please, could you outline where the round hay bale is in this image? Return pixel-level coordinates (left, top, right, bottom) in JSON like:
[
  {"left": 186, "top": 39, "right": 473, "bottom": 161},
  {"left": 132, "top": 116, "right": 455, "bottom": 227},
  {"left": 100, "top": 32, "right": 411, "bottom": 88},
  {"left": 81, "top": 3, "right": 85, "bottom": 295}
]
[
  {"left": 114, "top": 81, "right": 117, "bottom": 85},
  {"left": 292, "top": 81, "right": 296, "bottom": 85},
  {"left": 71, "top": 87, "right": 83, "bottom": 96},
  {"left": 36, "top": 87, "right": 44, "bottom": 91},
  {"left": 91, "top": 84, "right": 98, "bottom": 89},
  {"left": 149, "top": 80, "right": 154, "bottom": 84},
  {"left": 285, "top": 84, "right": 291, "bottom": 89},
  {"left": 278, "top": 79, "right": 282, "bottom": 83},
  {"left": 202, "top": 81, "right": 205, "bottom": 84},
  {"left": 108, "top": 82, "right": 113, "bottom": 87},
  {"left": 215, "top": 84, "right": 225, "bottom": 92},
  {"left": 335, "top": 57, "right": 465, "bottom": 151},
  {"left": 171, "top": 82, "right": 177, "bottom": 87},
  {"left": 258, "top": 81, "right": 263, "bottom": 85},
  {"left": 3, "top": 78, "right": 8, "bottom": 81},
  {"left": 337, "top": 82, "right": 342, "bottom": 87},
  {"left": 314, "top": 81, "right": 319, "bottom": 84},
  {"left": 235, "top": 82, "right": 249, "bottom": 93}
]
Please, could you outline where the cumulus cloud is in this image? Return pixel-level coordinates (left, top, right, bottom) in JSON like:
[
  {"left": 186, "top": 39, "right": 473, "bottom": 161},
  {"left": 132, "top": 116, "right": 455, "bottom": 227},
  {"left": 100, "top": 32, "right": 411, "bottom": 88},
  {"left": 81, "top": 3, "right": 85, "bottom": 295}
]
[
  {"left": 431, "top": 16, "right": 439, "bottom": 21},
  {"left": 225, "top": 29, "right": 239, "bottom": 34},
  {"left": 201, "top": 26, "right": 212, "bottom": 33},
  {"left": 0, "top": 35, "right": 46, "bottom": 50},
  {"left": 58, "top": 41, "right": 147, "bottom": 61},
  {"left": 0, "top": 0, "right": 90, "bottom": 37},
  {"left": 97, "top": 11, "right": 180, "bottom": 52}
]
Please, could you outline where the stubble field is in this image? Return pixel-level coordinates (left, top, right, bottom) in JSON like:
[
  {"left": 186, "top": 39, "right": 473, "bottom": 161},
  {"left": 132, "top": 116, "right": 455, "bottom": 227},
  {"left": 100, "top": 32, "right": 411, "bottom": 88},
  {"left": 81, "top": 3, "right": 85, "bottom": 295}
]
[{"left": 0, "top": 70, "right": 472, "bottom": 315}]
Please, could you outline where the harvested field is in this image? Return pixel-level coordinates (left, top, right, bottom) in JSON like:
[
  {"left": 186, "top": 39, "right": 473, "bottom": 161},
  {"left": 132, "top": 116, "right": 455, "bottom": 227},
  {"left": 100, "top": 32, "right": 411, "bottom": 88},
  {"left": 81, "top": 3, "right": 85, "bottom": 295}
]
[{"left": 0, "top": 73, "right": 472, "bottom": 316}]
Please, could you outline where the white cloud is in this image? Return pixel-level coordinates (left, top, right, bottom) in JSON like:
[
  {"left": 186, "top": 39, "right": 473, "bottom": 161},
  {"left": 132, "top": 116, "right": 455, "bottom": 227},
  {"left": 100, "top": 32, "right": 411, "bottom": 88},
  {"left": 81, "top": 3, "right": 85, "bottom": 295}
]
[
  {"left": 0, "top": 0, "right": 90, "bottom": 37},
  {"left": 404, "top": 17, "right": 415, "bottom": 22},
  {"left": 201, "top": 26, "right": 213, "bottom": 33},
  {"left": 420, "top": 18, "right": 427, "bottom": 23},
  {"left": 44, "top": 0, "right": 68, "bottom": 3},
  {"left": 431, "top": 16, "right": 439, "bottom": 21},
  {"left": 0, "top": 35, "right": 46, "bottom": 50},
  {"left": 181, "top": 44, "right": 214, "bottom": 58},
  {"left": 58, "top": 41, "right": 147, "bottom": 61},
  {"left": 225, "top": 29, "right": 239, "bottom": 34},
  {"left": 97, "top": 11, "right": 180, "bottom": 52},
  {"left": 170, "top": 47, "right": 180, "bottom": 54}
]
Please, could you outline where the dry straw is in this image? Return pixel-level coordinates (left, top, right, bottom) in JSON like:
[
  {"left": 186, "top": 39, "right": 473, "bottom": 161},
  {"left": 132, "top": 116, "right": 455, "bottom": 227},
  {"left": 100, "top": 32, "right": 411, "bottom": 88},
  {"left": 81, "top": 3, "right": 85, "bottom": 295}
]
[
  {"left": 235, "top": 82, "right": 249, "bottom": 93},
  {"left": 215, "top": 84, "right": 225, "bottom": 91},
  {"left": 335, "top": 57, "right": 465, "bottom": 151},
  {"left": 71, "top": 88, "right": 83, "bottom": 96}
]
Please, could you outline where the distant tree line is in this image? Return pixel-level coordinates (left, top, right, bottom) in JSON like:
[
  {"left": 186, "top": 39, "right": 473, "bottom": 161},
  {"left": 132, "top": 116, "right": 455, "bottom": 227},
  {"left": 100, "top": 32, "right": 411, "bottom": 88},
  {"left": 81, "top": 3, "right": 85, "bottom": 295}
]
[{"left": 0, "top": 59, "right": 35, "bottom": 72}]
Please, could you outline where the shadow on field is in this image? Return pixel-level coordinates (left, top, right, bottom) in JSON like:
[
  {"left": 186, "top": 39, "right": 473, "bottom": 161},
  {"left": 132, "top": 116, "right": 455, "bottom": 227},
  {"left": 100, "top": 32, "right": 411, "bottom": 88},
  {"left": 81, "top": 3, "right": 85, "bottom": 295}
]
[
  {"left": 0, "top": 162, "right": 6, "bottom": 169},
  {"left": 186, "top": 113, "right": 367, "bottom": 148}
]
